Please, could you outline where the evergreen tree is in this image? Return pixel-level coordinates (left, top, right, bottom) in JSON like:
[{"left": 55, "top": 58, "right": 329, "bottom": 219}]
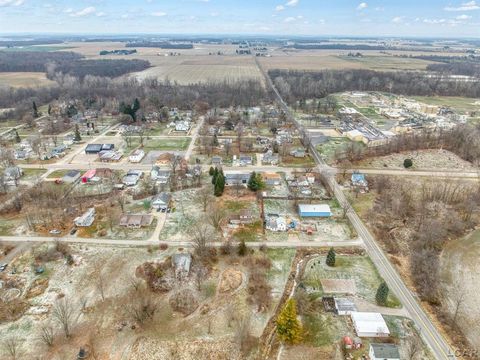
[
  {"left": 237, "top": 240, "right": 247, "bottom": 256},
  {"left": 403, "top": 158, "right": 413, "bottom": 168},
  {"left": 14, "top": 130, "right": 21, "bottom": 143},
  {"left": 211, "top": 167, "right": 219, "bottom": 185},
  {"left": 209, "top": 166, "right": 215, "bottom": 176},
  {"left": 276, "top": 299, "right": 302, "bottom": 344},
  {"left": 376, "top": 282, "right": 389, "bottom": 306},
  {"left": 47, "top": 104, "right": 52, "bottom": 116},
  {"left": 247, "top": 171, "right": 265, "bottom": 192},
  {"left": 214, "top": 170, "right": 225, "bottom": 197},
  {"left": 74, "top": 124, "right": 82, "bottom": 142},
  {"left": 32, "top": 101, "right": 39, "bottom": 118},
  {"left": 133, "top": 98, "right": 141, "bottom": 113},
  {"left": 326, "top": 247, "right": 336, "bottom": 267}
]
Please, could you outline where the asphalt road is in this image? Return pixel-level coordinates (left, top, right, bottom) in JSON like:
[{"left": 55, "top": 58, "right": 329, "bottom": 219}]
[{"left": 255, "top": 56, "right": 456, "bottom": 359}]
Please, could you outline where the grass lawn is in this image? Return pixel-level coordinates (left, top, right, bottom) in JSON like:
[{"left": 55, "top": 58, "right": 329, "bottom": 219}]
[
  {"left": 413, "top": 96, "right": 480, "bottom": 114},
  {"left": 316, "top": 137, "right": 352, "bottom": 164},
  {"left": 303, "top": 254, "right": 401, "bottom": 308},
  {"left": 143, "top": 138, "right": 191, "bottom": 152},
  {"left": 22, "top": 168, "right": 47, "bottom": 179}
]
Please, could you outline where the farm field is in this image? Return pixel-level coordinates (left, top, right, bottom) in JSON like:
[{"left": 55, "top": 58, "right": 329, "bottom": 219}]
[
  {"left": 60, "top": 41, "right": 263, "bottom": 84},
  {"left": 259, "top": 50, "right": 439, "bottom": 71},
  {"left": 0, "top": 72, "right": 55, "bottom": 88},
  {"left": 412, "top": 96, "right": 480, "bottom": 114}
]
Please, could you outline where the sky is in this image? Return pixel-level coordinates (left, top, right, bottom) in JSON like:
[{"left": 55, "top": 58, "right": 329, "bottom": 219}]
[{"left": 0, "top": 0, "right": 479, "bottom": 37}]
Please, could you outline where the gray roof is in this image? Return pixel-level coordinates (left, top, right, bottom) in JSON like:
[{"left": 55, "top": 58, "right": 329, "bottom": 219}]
[
  {"left": 370, "top": 343, "right": 400, "bottom": 359},
  {"left": 153, "top": 192, "right": 171, "bottom": 204},
  {"left": 64, "top": 170, "right": 80, "bottom": 178}
]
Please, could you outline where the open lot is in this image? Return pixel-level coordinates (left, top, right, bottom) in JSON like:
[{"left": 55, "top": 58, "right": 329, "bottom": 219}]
[
  {"left": 0, "top": 243, "right": 295, "bottom": 359},
  {"left": 0, "top": 72, "right": 55, "bottom": 88}
]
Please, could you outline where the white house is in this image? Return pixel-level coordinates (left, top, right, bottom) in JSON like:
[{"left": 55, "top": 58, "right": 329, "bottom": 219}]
[
  {"left": 151, "top": 166, "right": 171, "bottom": 184},
  {"left": 369, "top": 343, "right": 400, "bottom": 360},
  {"left": 152, "top": 192, "right": 171, "bottom": 210},
  {"left": 74, "top": 208, "right": 95, "bottom": 227},
  {"left": 129, "top": 149, "right": 145, "bottom": 163},
  {"left": 350, "top": 312, "right": 390, "bottom": 338},
  {"left": 175, "top": 121, "right": 191, "bottom": 132}
]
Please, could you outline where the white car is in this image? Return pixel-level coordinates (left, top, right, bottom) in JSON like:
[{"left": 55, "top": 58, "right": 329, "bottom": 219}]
[{"left": 49, "top": 229, "right": 61, "bottom": 235}]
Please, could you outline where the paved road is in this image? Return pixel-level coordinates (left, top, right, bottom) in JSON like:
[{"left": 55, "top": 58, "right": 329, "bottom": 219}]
[
  {"left": 255, "top": 57, "right": 455, "bottom": 359},
  {"left": 0, "top": 235, "right": 363, "bottom": 248},
  {"left": 184, "top": 115, "right": 204, "bottom": 161}
]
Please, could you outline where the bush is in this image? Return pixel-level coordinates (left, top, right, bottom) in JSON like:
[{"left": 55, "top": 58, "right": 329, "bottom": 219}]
[
  {"left": 326, "top": 248, "right": 336, "bottom": 267},
  {"left": 237, "top": 241, "right": 248, "bottom": 256},
  {"left": 159, "top": 243, "right": 168, "bottom": 251},
  {"left": 376, "top": 282, "right": 389, "bottom": 306},
  {"left": 403, "top": 158, "right": 413, "bottom": 168}
]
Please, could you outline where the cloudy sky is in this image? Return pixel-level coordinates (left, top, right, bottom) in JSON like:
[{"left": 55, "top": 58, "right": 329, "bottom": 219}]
[{"left": 0, "top": 0, "right": 479, "bottom": 37}]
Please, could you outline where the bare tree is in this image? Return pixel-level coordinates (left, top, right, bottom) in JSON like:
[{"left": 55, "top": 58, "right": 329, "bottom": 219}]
[
  {"left": 207, "top": 206, "right": 225, "bottom": 232},
  {"left": 2, "top": 336, "right": 23, "bottom": 360},
  {"left": 405, "top": 334, "right": 422, "bottom": 360},
  {"left": 125, "top": 288, "right": 157, "bottom": 325},
  {"left": 39, "top": 324, "right": 55, "bottom": 347},
  {"left": 190, "top": 222, "right": 215, "bottom": 258},
  {"left": 52, "top": 297, "right": 76, "bottom": 338},
  {"left": 449, "top": 282, "right": 467, "bottom": 328},
  {"left": 196, "top": 187, "right": 213, "bottom": 212}
]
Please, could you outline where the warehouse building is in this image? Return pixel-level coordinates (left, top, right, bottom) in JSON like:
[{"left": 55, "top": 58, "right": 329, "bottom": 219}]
[{"left": 298, "top": 204, "right": 331, "bottom": 218}]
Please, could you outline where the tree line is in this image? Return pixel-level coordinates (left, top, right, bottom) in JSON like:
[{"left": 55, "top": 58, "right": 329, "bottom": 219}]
[
  {"left": 269, "top": 69, "right": 480, "bottom": 102},
  {"left": 0, "top": 51, "right": 150, "bottom": 79}
]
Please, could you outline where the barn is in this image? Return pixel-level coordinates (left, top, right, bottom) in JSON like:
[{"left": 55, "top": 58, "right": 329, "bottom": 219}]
[
  {"left": 351, "top": 312, "right": 390, "bottom": 338},
  {"left": 298, "top": 204, "right": 331, "bottom": 218}
]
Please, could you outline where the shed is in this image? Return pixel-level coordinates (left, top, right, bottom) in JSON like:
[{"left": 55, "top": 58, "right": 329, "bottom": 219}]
[
  {"left": 298, "top": 204, "right": 331, "bottom": 218},
  {"left": 369, "top": 343, "right": 400, "bottom": 360},
  {"left": 351, "top": 312, "right": 390, "bottom": 338},
  {"left": 85, "top": 144, "right": 103, "bottom": 154},
  {"left": 62, "top": 170, "right": 81, "bottom": 183},
  {"left": 334, "top": 298, "right": 357, "bottom": 315},
  {"left": 81, "top": 169, "right": 97, "bottom": 183}
]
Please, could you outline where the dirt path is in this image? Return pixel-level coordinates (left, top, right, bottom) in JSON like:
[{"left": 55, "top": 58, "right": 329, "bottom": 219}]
[{"left": 149, "top": 212, "right": 167, "bottom": 241}]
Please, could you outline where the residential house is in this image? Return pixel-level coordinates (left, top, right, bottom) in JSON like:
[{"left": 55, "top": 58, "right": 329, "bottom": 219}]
[
  {"left": 51, "top": 144, "right": 67, "bottom": 157},
  {"left": 369, "top": 344, "right": 400, "bottom": 360},
  {"left": 151, "top": 166, "right": 171, "bottom": 184},
  {"left": 123, "top": 170, "right": 143, "bottom": 187},
  {"left": 290, "top": 149, "right": 306, "bottom": 158},
  {"left": 262, "top": 173, "right": 282, "bottom": 186},
  {"left": 229, "top": 210, "right": 255, "bottom": 225},
  {"left": 119, "top": 214, "right": 153, "bottom": 228},
  {"left": 224, "top": 171, "right": 251, "bottom": 186},
  {"left": 74, "top": 208, "right": 95, "bottom": 227},
  {"left": 211, "top": 156, "right": 222, "bottom": 166},
  {"left": 99, "top": 150, "right": 123, "bottom": 162},
  {"left": 14, "top": 149, "right": 28, "bottom": 160},
  {"left": 62, "top": 170, "right": 81, "bottom": 183},
  {"left": 265, "top": 214, "right": 287, "bottom": 232},
  {"left": 175, "top": 120, "right": 191, "bottom": 132},
  {"left": 152, "top": 192, "right": 171, "bottom": 210},
  {"left": 156, "top": 152, "right": 176, "bottom": 166},
  {"left": 351, "top": 312, "right": 390, "bottom": 338},
  {"left": 239, "top": 155, "right": 253, "bottom": 166},
  {"left": 129, "top": 149, "right": 145, "bottom": 163},
  {"left": 262, "top": 150, "right": 279, "bottom": 165},
  {"left": 298, "top": 204, "right": 332, "bottom": 218},
  {"left": 351, "top": 172, "right": 368, "bottom": 191}
]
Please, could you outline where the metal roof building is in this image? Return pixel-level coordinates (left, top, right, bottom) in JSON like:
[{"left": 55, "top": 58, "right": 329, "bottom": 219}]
[{"left": 298, "top": 204, "right": 331, "bottom": 218}]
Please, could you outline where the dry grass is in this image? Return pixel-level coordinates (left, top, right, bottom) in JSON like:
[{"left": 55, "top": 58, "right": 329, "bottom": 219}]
[{"left": 0, "top": 72, "right": 55, "bottom": 88}]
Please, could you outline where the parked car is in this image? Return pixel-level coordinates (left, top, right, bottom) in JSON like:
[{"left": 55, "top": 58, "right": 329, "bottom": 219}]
[
  {"left": 0, "top": 263, "right": 8, "bottom": 272},
  {"left": 49, "top": 229, "right": 61, "bottom": 235},
  {"left": 70, "top": 228, "right": 77, "bottom": 235}
]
